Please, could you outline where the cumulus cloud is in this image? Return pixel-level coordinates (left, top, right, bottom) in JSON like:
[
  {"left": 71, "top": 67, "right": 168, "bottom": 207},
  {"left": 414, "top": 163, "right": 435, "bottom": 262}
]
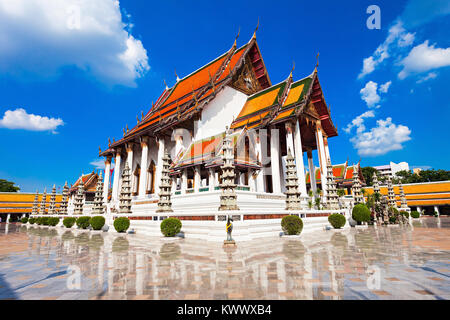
[
  {"left": 358, "top": 21, "right": 415, "bottom": 78},
  {"left": 90, "top": 159, "right": 115, "bottom": 170},
  {"left": 0, "top": 0, "right": 149, "bottom": 86},
  {"left": 0, "top": 108, "right": 64, "bottom": 133},
  {"left": 343, "top": 110, "right": 375, "bottom": 134},
  {"left": 398, "top": 41, "right": 450, "bottom": 79},
  {"left": 379, "top": 81, "right": 392, "bottom": 93},
  {"left": 416, "top": 72, "right": 438, "bottom": 83},
  {"left": 349, "top": 117, "right": 411, "bottom": 157}
]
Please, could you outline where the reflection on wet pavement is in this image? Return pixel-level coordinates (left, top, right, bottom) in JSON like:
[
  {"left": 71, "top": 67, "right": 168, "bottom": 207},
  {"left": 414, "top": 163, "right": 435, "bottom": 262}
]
[{"left": 0, "top": 217, "right": 449, "bottom": 300}]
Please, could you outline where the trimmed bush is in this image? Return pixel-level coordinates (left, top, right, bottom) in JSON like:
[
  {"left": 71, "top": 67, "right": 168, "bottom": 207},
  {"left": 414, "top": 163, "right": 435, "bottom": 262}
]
[
  {"left": 21, "top": 217, "right": 28, "bottom": 223},
  {"left": 113, "top": 217, "right": 130, "bottom": 233},
  {"left": 352, "top": 204, "right": 371, "bottom": 224},
  {"left": 160, "top": 218, "right": 182, "bottom": 237},
  {"left": 90, "top": 216, "right": 105, "bottom": 231},
  {"left": 48, "top": 217, "right": 60, "bottom": 226},
  {"left": 63, "top": 217, "right": 76, "bottom": 228},
  {"left": 328, "top": 213, "right": 346, "bottom": 229},
  {"left": 411, "top": 211, "right": 420, "bottom": 219},
  {"left": 76, "top": 216, "right": 91, "bottom": 229},
  {"left": 28, "top": 217, "right": 36, "bottom": 224},
  {"left": 38, "top": 217, "right": 49, "bottom": 225},
  {"left": 389, "top": 216, "right": 397, "bottom": 224},
  {"left": 400, "top": 211, "right": 409, "bottom": 218},
  {"left": 281, "top": 215, "right": 303, "bottom": 235}
]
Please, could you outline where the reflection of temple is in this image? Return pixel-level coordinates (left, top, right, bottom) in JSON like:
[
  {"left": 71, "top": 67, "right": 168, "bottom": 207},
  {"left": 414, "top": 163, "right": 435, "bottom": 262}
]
[{"left": 97, "top": 31, "right": 338, "bottom": 214}]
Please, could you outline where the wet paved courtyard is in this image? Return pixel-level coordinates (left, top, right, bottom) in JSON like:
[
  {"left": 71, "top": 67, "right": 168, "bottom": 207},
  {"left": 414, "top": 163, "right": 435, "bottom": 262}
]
[{"left": 0, "top": 217, "right": 449, "bottom": 300}]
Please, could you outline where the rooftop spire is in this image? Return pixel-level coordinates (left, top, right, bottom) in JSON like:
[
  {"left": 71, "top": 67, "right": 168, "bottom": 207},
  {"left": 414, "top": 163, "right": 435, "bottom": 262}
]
[
  {"left": 164, "top": 79, "right": 169, "bottom": 90},
  {"left": 289, "top": 61, "right": 295, "bottom": 79},
  {"left": 252, "top": 17, "right": 259, "bottom": 40},
  {"left": 233, "top": 27, "right": 240, "bottom": 47},
  {"left": 315, "top": 52, "right": 320, "bottom": 70},
  {"left": 175, "top": 68, "right": 180, "bottom": 82}
]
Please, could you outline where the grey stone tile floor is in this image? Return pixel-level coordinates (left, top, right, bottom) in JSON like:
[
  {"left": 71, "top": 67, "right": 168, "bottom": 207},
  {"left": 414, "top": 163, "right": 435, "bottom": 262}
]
[{"left": 0, "top": 217, "right": 449, "bottom": 300}]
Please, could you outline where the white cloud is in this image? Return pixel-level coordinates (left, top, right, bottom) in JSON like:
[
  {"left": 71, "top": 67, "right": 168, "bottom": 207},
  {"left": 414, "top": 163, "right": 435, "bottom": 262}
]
[
  {"left": 358, "top": 21, "right": 415, "bottom": 78},
  {"left": 0, "top": 108, "right": 63, "bottom": 133},
  {"left": 349, "top": 117, "right": 411, "bottom": 157},
  {"left": 360, "top": 81, "right": 380, "bottom": 108},
  {"left": 379, "top": 81, "right": 392, "bottom": 93},
  {"left": 416, "top": 72, "right": 438, "bottom": 83},
  {"left": 398, "top": 41, "right": 450, "bottom": 79},
  {"left": 0, "top": 0, "right": 149, "bottom": 86},
  {"left": 90, "top": 159, "right": 115, "bottom": 170},
  {"left": 343, "top": 110, "right": 375, "bottom": 134}
]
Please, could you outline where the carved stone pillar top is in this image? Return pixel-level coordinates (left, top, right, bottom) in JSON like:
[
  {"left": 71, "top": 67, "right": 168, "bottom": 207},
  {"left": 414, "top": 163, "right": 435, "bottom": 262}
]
[
  {"left": 140, "top": 136, "right": 149, "bottom": 147},
  {"left": 126, "top": 142, "right": 134, "bottom": 153}
]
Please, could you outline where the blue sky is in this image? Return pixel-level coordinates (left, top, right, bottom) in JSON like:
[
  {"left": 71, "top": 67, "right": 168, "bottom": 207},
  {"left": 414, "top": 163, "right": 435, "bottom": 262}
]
[{"left": 0, "top": 0, "right": 449, "bottom": 192}]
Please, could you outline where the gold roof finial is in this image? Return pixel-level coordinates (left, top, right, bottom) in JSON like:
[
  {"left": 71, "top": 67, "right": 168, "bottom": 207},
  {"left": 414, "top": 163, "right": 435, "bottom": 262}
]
[
  {"left": 289, "top": 61, "right": 295, "bottom": 78},
  {"left": 252, "top": 17, "right": 259, "bottom": 39},
  {"left": 126, "top": 124, "right": 129, "bottom": 132},
  {"left": 108, "top": 138, "right": 111, "bottom": 146},
  {"left": 233, "top": 26, "right": 240, "bottom": 47},
  {"left": 164, "top": 79, "right": 169, "bottom": 90},
  {"left": 315, "top": 52, "right": 320, "bottom": 69},
  {"left": 98, "top": 146, "right": 101, "bottom": 155},
  {"left": 123, "top": 128, "right": 126, "bottom": 136},
  {"left": 141, "top": 110, "right": 144, "bottom": 120},
  {"left": 175, "top": 68, "right": 180, "bottom": 82}
]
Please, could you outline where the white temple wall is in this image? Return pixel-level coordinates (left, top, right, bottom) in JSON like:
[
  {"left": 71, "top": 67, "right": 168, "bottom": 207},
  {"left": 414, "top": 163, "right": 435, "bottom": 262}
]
[{"left": 194, "top": 86, "right": 247, "bottom": 140}]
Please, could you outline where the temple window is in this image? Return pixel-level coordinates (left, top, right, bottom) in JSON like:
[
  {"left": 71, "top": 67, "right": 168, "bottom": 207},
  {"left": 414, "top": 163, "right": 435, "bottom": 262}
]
[
  {"left": 133, "top": 165, "right": 140, "bottom": 196},
  {"left": 146, "top": 160, "right": 156, "bottom": 194}
]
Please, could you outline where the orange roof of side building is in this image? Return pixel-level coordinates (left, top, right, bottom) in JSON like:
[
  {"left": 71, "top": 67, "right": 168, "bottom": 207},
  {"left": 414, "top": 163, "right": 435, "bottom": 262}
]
[
  {"left": 365, "top": 180, "right": 450, "bottom": 206},
  {"left": 0, "top": 192, "right": 63, "bottom": 214}
]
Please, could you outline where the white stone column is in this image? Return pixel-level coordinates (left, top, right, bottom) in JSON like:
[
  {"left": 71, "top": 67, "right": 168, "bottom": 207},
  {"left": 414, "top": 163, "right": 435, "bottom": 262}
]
[
  {"left": 294, "top": 120, "right": 307, "bottom": 196},
  {"left": 315, "top": 126, "right": 328, "bottom": 197},
  {"left": 249, "top": 168, "right": 257, "bottom": 191},
  {"left": 103, "top": 156, "right": 112, "bottom": 203},
  {"left": 138, "top": 138, "right": 149, "bottom": 197},
  {"left": 417, "top": 206, "right": 422, "bottom": 214},
  {"left": 112, "top": 149, "right": 122, "bottom": 201},
  {"left": 307, "top": 150, "right": 317, "bottom": 195},
  {"left": 181, "top": 169, "right": 188, "bottom": 194},
  {"left": 270, "top": 128, "right": 282, "bottom": 194},
  {"left": 255, "top": 134, "right": 265, "bottom": 192},
  {"left": 194, "top": 165, "right": 200, "bottom": 193},
  {"left": 126, "top": 142, "right": 134, "bottom": 170},
  {"left": 209, "top": 168, "right": 215, "bottom": 191},
  {"left": 171, "top": 176, "right": 177, "bottom": 193},
  {"left": 155, "top": 137, "right": 165, "bottom": 196},
  {"left": 324, "top": 136, "right": 331, "bottom": 164}
]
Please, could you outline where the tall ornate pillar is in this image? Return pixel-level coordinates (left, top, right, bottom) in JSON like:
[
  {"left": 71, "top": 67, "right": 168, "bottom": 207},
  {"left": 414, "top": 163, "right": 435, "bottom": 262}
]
[
  {"left": 155, "top": 137, "right": 165, "bottom": 196},
  {"left": 103, "top": 156, "right": 112, "bottom": 203},
  {"left": 270, "top": 127, "right": 282, "bottom": 194},
  {"left": 112, "top": 148, "right": 122, "bottom": 202},
  {"left": 194, "top": 165, "right": 201, "bottom": 193},
  {"left": 138, "top": 137, "right": 149, "bottom": 197},
  {"left": 126, "top": 142, "right": 134, "bottom": 171},
  {"left": 315, "top": 125, "right": 328, "bottom": 197},
  {"left": 307, "top": 149, "right": 317, "bottom": 195},
  {"left": 182, "top": 169, "right": 188, "bottom": 194},
  {"left": 294, "top": 119, "right": 307, "bottom": 196},
  {"left": 324, "top": 136, "right": 331, "bottom": 164},
  {"left": 255, "top": 133, "right": 265, "bottom": 192},
  {"left": 209, "top": 168, "right": 215, "bottom": 191}
]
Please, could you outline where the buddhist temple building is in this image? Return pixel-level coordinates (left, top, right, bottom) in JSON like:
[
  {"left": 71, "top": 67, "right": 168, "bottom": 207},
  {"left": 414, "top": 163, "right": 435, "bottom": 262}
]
[
  {"left": 97, "top": 32, "right": 339, "bottom": 214},
  {"left": 305, "top": 160, "right": 366, "bottom": 195},
  {"left": 69, "top": 171, "right": 100, "bottom": 204}
]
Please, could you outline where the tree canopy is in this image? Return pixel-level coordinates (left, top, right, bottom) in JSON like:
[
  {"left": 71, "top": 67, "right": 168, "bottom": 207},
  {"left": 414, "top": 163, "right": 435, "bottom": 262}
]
[
  {"left": 0, "top": 179, "right": 20, "bottom": 192},
  {"left": 361, "top": 167, "right": 378, "bottom": 186},
  {"left": 393, "top": 169, "right": 450, "bottom": 184}
]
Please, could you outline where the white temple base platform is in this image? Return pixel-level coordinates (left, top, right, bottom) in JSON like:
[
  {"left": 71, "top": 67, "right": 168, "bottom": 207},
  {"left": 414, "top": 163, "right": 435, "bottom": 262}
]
[{"left": 120, "top": 209, "right": 349, "bottom": 242}]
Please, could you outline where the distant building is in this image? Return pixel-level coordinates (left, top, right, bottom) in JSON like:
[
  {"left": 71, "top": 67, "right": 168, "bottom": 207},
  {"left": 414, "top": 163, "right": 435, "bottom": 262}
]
[
  {"left": 413, "top": 168, "right": 422, "bottom": 175},
  {"left": 373, "top": 161, "right": 409, "bottom": 178}
]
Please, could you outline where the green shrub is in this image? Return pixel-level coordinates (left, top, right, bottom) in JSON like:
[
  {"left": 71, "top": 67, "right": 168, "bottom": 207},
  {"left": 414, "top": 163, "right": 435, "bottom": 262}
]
[
  {"left": 160, "top": 217, "right": 182, "bottom": 237},
  {"left": 40, "top": 217, "right": 49, "bottom": 225},
  {"left": 411, "top": 211, "right": 420, "bottom": 219},
  {"left": 434, "top": 211, "right": 439, "bottom": 217},
  {"left": 90, "top": 216, "right": 105, "bottom": 231},
  {"left": 389, "top": 216, "right": 397, "bottom": 224},
  {"left": 48, "top": 217, "right": 60, "bottom": 226},
  {"left": 400, "top": 211, "right": 409, "bottom": 218},
  {"left": 281, "top": 215, "right": 303, "bottom": 235},
  {"left": 113, "top": 217, "right": 130, "bottom": 233},
  {"left": 76, "top": 216, "right": 91, "bottom": 229},
  {"left": 63, "top": 217, "right": 76, "bottom": 228},
  {"left": 352, "top": 204, "right": 371, "bottom": 223},
  {"left": 21, "top": 217, "right": 29, "bottom": 223},
  {"left": 328, "top": 213, "right": 346, "bottom": 229},
  {"left": 28, "top": 217, "right": 36, "bottom": 224}
]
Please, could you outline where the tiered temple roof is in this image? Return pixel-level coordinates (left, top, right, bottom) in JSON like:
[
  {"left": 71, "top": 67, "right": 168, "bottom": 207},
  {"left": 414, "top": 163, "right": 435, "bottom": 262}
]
[
  {"left": 101, "top": 35, "right": 272, "bottom": 156},
  {"left": 172, "top": 129, "right": 259, "bottom": 171},
  {"left": 305, "top": 161, "right": 365, "bottom": 187},
  {"left": 69, "top": 171, "right": 99, "bottom": 195}
]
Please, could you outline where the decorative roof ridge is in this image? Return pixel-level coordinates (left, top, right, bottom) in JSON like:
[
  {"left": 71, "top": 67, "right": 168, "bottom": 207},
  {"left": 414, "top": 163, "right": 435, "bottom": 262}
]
[{"left": 246, "top": 78, "right": 288, "bottom": 100}]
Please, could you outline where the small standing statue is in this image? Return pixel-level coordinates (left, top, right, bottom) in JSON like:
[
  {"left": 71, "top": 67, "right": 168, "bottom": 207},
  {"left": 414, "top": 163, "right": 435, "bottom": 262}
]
[{"left": 226, "top": 216, "right": 233, "bottom": 241}]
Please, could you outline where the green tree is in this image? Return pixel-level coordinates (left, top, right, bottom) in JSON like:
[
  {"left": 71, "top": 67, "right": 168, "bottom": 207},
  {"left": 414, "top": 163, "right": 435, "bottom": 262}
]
[
  {"left": 361, "top": 167, "right": 378, "bottom": 186},
  {"left": 0, "top": 179, "right": 20, "bottom": 192}
]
